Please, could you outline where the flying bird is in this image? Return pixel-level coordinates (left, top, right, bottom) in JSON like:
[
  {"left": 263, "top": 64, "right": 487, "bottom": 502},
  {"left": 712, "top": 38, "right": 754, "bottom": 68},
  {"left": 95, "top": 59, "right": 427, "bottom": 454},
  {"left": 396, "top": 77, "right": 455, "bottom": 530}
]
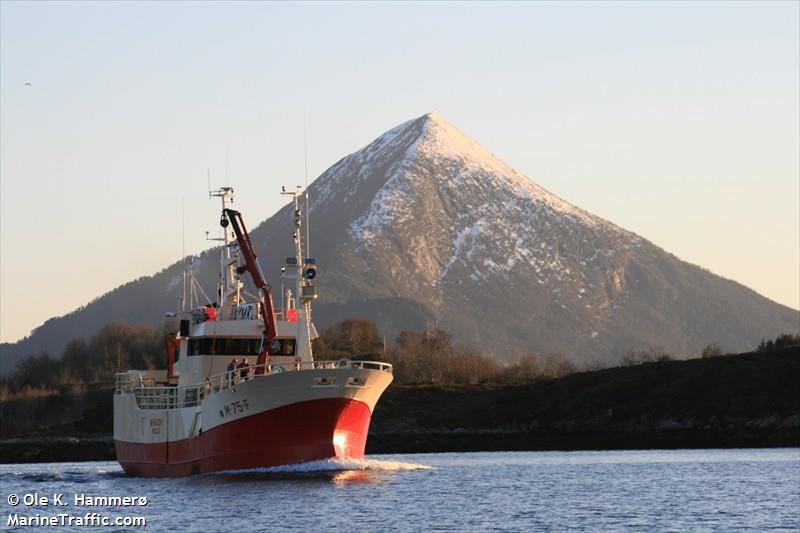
[{"left": 24, "top": 82, "right": 31, "bottom": 87}]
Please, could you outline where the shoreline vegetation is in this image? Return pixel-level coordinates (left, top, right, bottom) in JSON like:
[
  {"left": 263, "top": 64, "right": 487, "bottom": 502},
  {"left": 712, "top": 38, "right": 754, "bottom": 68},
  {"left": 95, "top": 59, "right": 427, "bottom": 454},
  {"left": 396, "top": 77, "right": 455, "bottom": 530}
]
[{"left": 1, "top": 321, "right": 798, "bottom": 464}]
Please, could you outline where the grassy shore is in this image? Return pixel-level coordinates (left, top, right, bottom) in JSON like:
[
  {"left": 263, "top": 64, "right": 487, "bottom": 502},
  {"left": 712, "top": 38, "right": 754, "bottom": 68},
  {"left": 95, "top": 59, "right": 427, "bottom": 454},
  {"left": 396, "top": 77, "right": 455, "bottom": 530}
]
[
  {"left": 1, "top": 348, "right": 798, "bottom": 463},
  {"left": 368, "top": 347, "right": 799, "bottom": 452}
]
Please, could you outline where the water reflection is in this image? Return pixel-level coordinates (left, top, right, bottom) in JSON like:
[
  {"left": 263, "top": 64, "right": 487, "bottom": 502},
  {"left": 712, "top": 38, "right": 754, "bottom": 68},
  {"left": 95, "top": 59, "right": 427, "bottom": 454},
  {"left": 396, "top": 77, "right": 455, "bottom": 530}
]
[{"left": 330, "top": 469, "right": 382, "bottom": 486}]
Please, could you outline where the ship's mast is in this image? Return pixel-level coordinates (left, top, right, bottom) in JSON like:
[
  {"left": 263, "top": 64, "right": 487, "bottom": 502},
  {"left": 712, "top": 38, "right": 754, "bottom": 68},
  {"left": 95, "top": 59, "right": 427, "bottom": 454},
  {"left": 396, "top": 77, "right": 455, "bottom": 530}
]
[
  {"left": 208, "top": 186, "right": 241, "bottom": 311},
  {"left": 281, "top": 187, "right": 317, "bottom": 361}
]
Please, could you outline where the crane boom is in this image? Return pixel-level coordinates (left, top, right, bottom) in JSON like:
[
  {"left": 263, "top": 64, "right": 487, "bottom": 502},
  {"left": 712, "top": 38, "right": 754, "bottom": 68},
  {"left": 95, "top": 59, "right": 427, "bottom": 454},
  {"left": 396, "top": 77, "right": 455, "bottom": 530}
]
[{"left": 222, "top": 208, "right": 277, "bottom": 369}]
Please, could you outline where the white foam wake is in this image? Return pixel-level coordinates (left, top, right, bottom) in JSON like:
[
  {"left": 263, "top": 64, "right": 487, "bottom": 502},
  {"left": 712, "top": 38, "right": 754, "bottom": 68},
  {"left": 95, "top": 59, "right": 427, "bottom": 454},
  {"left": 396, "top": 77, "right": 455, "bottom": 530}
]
[{"left": 221, "top": 457, "right": 432, "bottom": 475}]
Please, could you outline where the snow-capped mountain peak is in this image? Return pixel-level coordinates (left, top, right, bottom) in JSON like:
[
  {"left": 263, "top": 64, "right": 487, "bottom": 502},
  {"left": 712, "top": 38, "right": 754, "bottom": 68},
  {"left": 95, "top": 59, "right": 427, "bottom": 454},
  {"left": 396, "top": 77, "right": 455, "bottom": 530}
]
[
  {"left": 340, "top": 113, "right": 617, "bottom": 269},
  {"left": 295, "top": 113, "right": 795, "bottom": 362}
]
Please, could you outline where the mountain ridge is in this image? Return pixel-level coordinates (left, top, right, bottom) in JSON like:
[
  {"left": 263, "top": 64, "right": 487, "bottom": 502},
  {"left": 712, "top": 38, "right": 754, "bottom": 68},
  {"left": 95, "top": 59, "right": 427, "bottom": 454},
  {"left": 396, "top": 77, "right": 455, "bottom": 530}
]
[{"left": 2, "top": 112, "right": 797, "bottom": 373}]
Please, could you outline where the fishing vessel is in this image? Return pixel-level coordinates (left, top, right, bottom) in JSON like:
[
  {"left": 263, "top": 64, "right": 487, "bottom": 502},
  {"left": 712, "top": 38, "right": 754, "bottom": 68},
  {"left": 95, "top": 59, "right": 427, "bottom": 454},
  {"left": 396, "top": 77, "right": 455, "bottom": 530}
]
[{"left": 113, "top": 187, "right": 393, "bottom": 477}]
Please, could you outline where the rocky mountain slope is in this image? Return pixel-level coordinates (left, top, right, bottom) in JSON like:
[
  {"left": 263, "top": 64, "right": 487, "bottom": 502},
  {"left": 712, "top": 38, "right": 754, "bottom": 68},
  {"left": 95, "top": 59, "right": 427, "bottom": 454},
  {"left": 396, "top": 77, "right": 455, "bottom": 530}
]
[{"left": 2, "top": 113, "right": 797, "bottom": 372}]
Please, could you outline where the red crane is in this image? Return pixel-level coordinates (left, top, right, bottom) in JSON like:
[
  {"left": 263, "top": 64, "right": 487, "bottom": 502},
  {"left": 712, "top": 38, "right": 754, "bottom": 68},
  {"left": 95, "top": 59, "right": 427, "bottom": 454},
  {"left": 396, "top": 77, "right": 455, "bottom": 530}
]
[{"left": 222, "top": 208, "right": 277, "bottom": 372}]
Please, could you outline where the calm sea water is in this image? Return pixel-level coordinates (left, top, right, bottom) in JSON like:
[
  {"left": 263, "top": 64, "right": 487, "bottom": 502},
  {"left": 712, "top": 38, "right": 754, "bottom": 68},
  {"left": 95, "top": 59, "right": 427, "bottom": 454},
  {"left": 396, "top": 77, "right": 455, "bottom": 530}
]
[{"left": 1, "top": 449, "right": 798, "bottom": 532}]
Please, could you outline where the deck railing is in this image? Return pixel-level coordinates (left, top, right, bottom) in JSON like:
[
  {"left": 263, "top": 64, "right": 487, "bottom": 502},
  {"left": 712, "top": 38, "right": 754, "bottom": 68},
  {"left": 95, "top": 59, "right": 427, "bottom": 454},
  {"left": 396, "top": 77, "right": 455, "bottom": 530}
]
[{"left": 114, "top": 359, "right": 392, "bottom": 410}]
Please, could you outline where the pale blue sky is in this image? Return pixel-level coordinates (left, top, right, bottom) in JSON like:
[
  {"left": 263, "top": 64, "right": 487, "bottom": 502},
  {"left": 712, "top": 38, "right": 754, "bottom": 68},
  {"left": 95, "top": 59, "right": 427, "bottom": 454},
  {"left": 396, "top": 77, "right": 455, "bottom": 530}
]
[{"left": 1, "top": 1, "right": 798, "bottom": 342}]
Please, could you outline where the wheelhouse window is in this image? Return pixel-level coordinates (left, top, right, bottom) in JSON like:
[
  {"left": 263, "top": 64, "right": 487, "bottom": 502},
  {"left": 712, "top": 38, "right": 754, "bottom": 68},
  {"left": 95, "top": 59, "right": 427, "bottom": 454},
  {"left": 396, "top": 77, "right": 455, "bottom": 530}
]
[{"left": 188, "top": 338, "right": 261, "bottom": 356}]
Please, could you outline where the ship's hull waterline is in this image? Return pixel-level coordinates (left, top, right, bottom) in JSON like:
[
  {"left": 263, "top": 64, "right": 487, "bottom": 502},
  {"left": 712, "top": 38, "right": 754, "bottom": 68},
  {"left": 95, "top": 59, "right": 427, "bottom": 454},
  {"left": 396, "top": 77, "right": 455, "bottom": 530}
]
[
  {"left": 116, "top": 397, "right": 371, "bottom": 477},
  {"left": 114, "top": 367, "right": 392, "bottom": 477}
]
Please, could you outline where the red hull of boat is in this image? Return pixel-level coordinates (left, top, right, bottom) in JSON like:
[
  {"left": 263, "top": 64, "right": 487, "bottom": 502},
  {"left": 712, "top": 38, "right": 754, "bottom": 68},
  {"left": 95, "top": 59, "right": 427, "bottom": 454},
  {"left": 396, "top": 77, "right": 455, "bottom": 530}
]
[{"left": 115, "top": 398, "right": 371, "bottom": 477}]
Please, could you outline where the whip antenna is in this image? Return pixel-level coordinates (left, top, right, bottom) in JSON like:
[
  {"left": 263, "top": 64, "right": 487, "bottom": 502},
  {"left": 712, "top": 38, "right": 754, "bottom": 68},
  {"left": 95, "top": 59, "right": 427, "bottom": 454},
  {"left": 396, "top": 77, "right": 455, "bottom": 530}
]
[
  {"left": 181, "top": 197, "right": 186, "bottom": 311},
  {"left": 304, "top": 106, "right": 310, "bottom": 256},
  {"left": 225, "top": 144, "right": 230, "bottom": 183}
]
